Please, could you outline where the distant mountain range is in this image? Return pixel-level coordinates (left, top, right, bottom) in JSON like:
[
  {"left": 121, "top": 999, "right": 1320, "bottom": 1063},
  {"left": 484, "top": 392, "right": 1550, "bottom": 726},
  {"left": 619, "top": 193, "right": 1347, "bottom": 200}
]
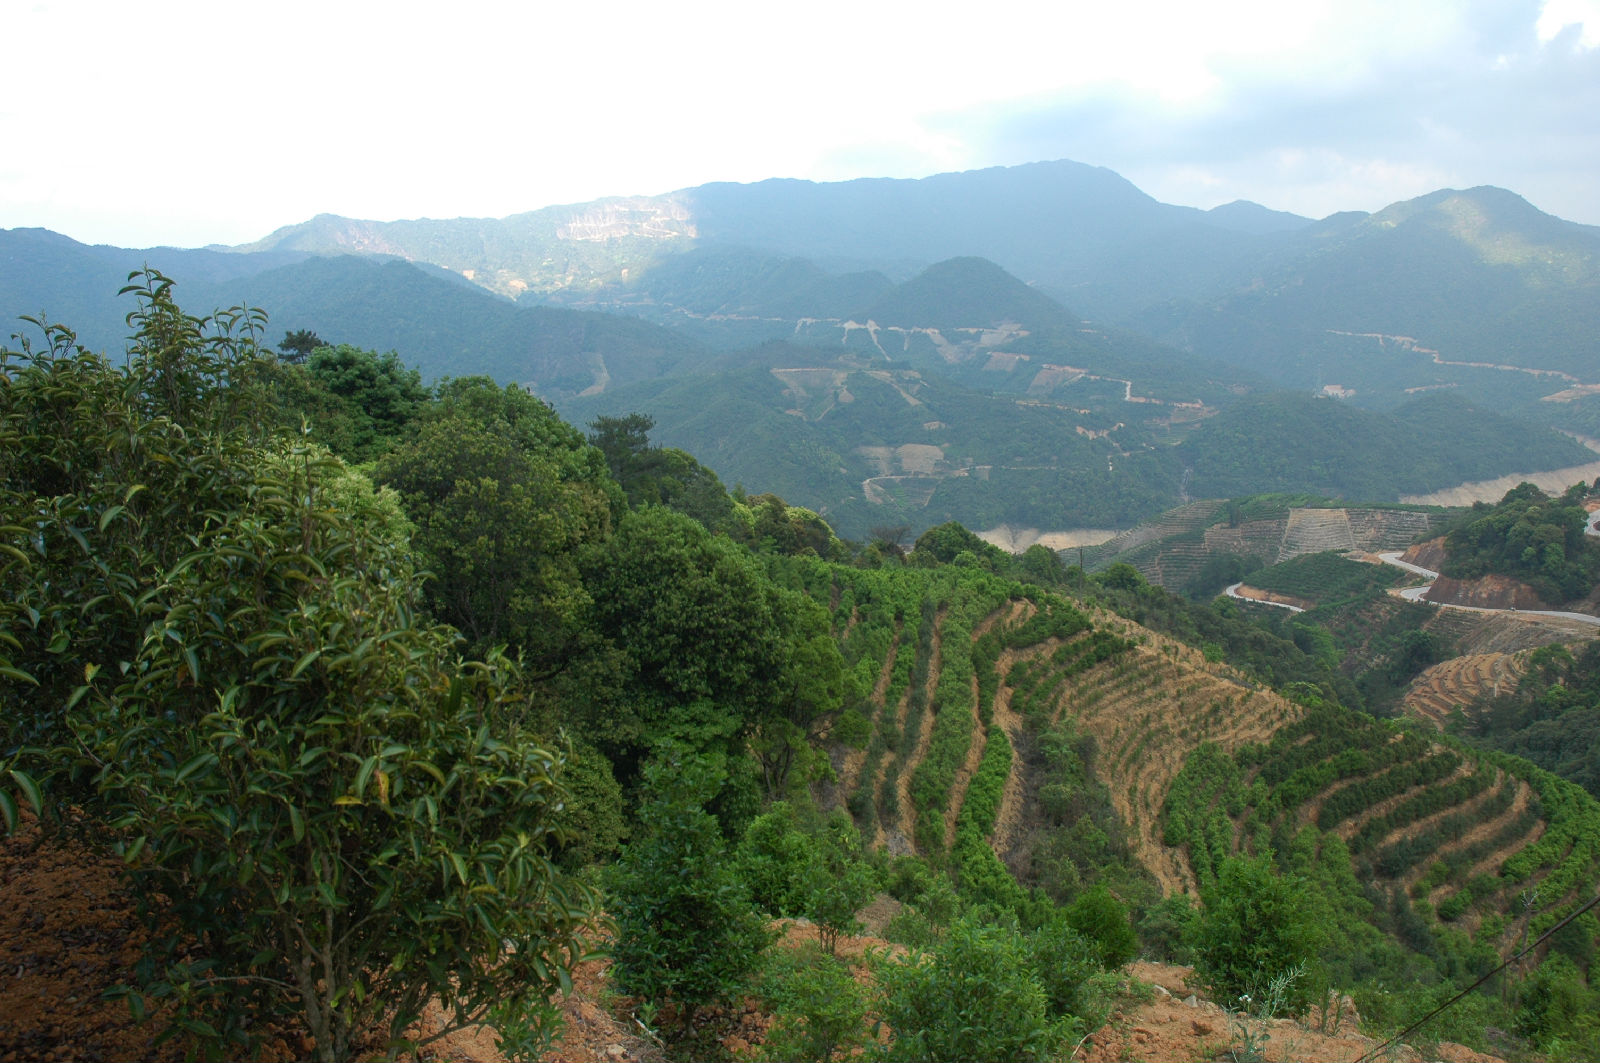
[{"left": 5, "top": 158, "right": 1599, "bottom": 537}]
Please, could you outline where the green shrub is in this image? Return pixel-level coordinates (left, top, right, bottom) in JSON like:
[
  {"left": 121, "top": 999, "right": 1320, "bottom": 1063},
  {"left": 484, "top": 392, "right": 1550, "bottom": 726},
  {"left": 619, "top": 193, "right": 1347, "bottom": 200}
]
[
  {"left": 607, "top": 750, "right": 773, "bottom": 1033},
  {"left": 804, "top": 812, "right": 877, "bottom": 955},
  {"left": 1194, "top": 854, "right": 1326, "bottom": 1015},
  {"left": 759, "top": 946, "right": 870, "bottom": 1063},
  {"left": 738, "top": 802, "right": 818, "bottom": 917},
  {"left": 876, "top": 916, "right": 1060, "bottom": 1062},
  {"left": 1067, "top": 885, "right": 1139, "bottom": 970},
  {"left": 1027, "top": 916, "right": 1103, "bottom": 1019},
  {"left": 1138, "top": 894, "right": 1199, "bottom": 963}
]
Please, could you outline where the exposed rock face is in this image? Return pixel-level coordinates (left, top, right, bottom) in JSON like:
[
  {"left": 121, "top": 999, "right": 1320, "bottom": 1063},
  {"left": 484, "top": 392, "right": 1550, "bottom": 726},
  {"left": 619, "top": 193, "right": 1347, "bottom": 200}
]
[
  {"left": 1402, "top": 537, "right": 1555, "bottom": 610},
  {"left": 1401, "top": 536, "right": 1450, "bottom": 572},
  {"left": 1426, "top": 574, "right": 1551, "bottom": 611},
  {"left": 555, "top": 198, "right": 695, "bottom": 242}
]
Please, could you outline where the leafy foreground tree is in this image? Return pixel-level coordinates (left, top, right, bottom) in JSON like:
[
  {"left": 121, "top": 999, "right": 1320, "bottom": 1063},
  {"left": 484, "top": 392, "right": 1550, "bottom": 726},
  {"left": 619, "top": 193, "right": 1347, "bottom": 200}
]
[
  {"left": 1, "top": 277, "right": 593, "bottom": 1062},
  {"left": 582, "top": 504, "right": 846, "bottom": 800}
]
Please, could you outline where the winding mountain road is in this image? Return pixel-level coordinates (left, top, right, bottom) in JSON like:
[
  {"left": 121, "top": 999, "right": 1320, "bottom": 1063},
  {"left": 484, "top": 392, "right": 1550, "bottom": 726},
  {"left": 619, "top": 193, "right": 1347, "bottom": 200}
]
[
  {"left": 1222, "top": 583, "right": 1305, "bottom": 613},
  {"left": 1375, "top": 551, "right": 1600, "bottom": 627}
]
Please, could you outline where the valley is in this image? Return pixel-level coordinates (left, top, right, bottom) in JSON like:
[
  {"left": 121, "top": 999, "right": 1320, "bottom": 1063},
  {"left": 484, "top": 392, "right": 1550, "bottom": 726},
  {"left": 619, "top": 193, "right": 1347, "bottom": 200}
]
[{"left": 7, "top": 157, "right": 1600, "bottom": 1062}]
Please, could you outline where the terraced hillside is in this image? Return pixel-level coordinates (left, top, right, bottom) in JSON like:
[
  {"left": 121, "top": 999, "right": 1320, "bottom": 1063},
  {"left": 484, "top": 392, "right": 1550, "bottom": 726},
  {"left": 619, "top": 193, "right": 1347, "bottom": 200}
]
[
  {"left": 1084, "top": 500, "right": 1225, "bottom": 563},
  {"left": 1403, "top": 651, "right": 1532, "bottom": 726},
  {"left": 800, "top": 562, "right": 1303, "bottom": 888},
  {"left": 995, "top": 614, "right": 1302, "bottom": 894},
  {"left": 1161, "top": 703, "right": 1600, "bottom": 958},
  {"left": 788, "top": 555, "right": 1600, "bottom": 994}
]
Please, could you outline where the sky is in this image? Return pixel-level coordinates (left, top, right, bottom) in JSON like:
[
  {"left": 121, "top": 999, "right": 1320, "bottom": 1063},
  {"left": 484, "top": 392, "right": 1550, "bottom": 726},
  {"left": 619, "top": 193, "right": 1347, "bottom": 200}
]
[{"left": 3, "top": 0, "right": 1598, "bottom": 248}]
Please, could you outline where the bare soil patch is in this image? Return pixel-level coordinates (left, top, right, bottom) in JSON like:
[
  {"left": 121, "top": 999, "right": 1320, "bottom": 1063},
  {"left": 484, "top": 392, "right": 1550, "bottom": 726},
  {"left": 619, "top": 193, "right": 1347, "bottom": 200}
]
[
  {"left": 1078, "top": 964, "right": 1498, "bottom": 1063},
  {"left": 976, "top": 526, "right": 1118, "bottom": 553}
]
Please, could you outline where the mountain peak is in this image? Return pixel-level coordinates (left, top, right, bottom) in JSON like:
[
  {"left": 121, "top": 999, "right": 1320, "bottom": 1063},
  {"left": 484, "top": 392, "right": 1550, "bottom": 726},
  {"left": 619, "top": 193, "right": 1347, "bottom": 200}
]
[
  {"left": 1366, "top": 185, "right": 1599, "bottom": 268},
  {"left": 855, "top": 256, "right": 1076, "bottom": 331},
  {"left": 1202, "top": 200, "right": 1314, "bottom": 235}
]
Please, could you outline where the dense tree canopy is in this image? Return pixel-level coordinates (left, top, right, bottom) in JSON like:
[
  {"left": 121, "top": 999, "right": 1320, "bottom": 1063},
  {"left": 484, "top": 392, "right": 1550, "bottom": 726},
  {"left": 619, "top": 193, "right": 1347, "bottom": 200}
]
[
  {"left": 1, "top": 275, "right": 592, "bottom": 1060},
  {"left": 1442, "top": 481, "right": 1600, "bottom": 602},
  {"left": 378, "top": 378, "right": 614, "bottom": 669}
]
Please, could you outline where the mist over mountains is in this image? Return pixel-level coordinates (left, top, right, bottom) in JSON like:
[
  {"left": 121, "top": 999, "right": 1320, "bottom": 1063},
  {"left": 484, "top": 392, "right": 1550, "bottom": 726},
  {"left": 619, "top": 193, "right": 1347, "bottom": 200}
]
[{"left": 5, "top": 157, "right": 1599, "bottom": 537}]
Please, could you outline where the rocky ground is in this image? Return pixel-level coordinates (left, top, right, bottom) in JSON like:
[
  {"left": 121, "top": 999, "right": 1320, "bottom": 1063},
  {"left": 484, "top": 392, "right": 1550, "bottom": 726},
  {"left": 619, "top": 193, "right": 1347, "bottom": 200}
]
[{"left": 3, "top": 818, "right": 1504, "bottom": 1063}]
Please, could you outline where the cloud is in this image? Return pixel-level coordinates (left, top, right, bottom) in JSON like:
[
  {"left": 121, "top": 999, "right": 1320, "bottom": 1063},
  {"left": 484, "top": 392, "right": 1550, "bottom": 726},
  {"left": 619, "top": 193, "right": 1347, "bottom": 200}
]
[
  {"left": 885, "top": 0, "right": 1600, "bottom": 222},
  {"left": 1538, "top": 0, "right": 1600, "bottom": 46},
  {"left": 3, "top": 0, "right": 1596, "bottom": 243}
]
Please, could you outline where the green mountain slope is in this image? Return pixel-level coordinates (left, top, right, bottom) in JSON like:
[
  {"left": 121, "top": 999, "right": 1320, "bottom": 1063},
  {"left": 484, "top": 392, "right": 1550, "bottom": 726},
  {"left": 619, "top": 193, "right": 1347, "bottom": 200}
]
[
  {"left": 185, "top": 255, "right": 707, "bottom": 394},
  {"left": 0, "top": 226, "right": 308, "bottom": 352},
  {"left": 0, "top": 232, "right": 709, "bottom": 398},
  {"left": 1181, "top": 391, "right": 1594, "bottom": 500},
  {"left": 226, "top": 165, "right": 1600, "bottom": 436},
  {"left": 1143, "top": 188, "right": 1600, "bottom": 404},
  {"left": 853, "top": 256, "right": 1079, "bottom": 332}
]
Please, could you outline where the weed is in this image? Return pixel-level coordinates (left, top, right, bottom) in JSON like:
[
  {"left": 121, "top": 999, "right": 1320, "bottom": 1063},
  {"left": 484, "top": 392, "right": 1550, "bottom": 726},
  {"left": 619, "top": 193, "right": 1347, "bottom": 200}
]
[{"left": 1224, "top": 962, "right": 1306, "bottom": 1063}]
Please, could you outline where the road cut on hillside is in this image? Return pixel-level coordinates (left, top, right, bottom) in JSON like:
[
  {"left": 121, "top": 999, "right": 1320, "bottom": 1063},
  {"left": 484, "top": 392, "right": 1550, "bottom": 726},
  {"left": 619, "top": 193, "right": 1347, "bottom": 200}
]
[
  {"left": 1223, "top": 582, "right": 1306, "bottom": 612},
  {"left": 1376, "top": 552, "right": 1600, "bottom": 627}
]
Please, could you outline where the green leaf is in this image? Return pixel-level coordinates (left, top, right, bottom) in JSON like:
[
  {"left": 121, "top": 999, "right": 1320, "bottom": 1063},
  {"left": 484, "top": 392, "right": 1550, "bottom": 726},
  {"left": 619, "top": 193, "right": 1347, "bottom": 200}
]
[
  {"left": 174, "top": 753, "right": 215, "bottom": 784},
  {"left": 289, "top": 804, "right": 305, "bottom": 843},
  {"left": 0, "top": 791, "right": 16, "bottom": 833},
  {"left": 8, "top": 770, "right": 42, "bottom": 817},
  {"left": 97, "top": 505, "right": 126, "bottom": 531},
  {"left": 355, "top": 755, "right": 378, "bottom": 799},
  {"left": 287, "top": 646, "right": 323, "bottom": 679}
]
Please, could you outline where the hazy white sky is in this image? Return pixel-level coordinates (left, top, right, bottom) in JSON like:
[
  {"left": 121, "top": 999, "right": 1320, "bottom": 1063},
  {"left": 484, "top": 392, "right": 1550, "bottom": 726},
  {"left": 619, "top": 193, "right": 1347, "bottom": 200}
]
[{"left": 3, "top": 0, "right": 1597, "bottom": 247}]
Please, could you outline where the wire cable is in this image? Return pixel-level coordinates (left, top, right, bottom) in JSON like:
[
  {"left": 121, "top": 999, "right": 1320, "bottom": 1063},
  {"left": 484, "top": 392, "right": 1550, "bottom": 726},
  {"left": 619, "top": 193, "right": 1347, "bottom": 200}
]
[{"left": 1352, "top": 889, "right": 1600, "bottom": 1063}]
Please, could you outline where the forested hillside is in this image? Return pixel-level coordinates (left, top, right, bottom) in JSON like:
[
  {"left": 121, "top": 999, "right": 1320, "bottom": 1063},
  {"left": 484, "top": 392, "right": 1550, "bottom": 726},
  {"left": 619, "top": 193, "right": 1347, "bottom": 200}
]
[
  {"left": 10, "top": 207, "right": 1598, "bottom": 543},
  {"left": 1438, "top": 482, "right": 1600, "bottom": 604},
  {"left": 6, "top": 281, "right": 1600, "bottom": 1062},
  {"left": 221, "top": 164, "right": 1600, "bottom": 437}
]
